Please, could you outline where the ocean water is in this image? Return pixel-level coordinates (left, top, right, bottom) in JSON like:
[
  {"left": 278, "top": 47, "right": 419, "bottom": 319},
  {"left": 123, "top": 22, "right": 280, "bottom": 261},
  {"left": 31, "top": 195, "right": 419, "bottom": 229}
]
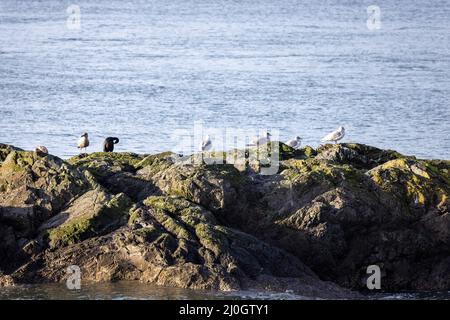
[
  {"left": 0, "top": 0, "right": 449, "bottom": 159},
  {"left": 1, "top": 282, "right": 449, "bottom": 300},
  {"left": 0, "top": 282, "right": 309, "bottom": 300}
]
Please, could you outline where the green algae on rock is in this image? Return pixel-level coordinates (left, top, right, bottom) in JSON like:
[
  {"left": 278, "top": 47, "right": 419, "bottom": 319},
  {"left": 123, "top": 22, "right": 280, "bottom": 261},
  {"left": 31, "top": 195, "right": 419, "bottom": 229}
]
[
  {"left": 367, "top": 158, "right": 450, "bottom": 211},
  {"left": 316, "top": 143, "right": 405, "bottom": 170},
  {"left": 0, "top": 142, "right": 449, "bottom": 296},
  {"left": 46, "top": 190, "right": 132, "bottom": 248},
  {"left": 68, "top": 152, "right": 147, "bottom": 178},
  {"left": 0, "top": 144, "right": 24, "bottom": 163}
]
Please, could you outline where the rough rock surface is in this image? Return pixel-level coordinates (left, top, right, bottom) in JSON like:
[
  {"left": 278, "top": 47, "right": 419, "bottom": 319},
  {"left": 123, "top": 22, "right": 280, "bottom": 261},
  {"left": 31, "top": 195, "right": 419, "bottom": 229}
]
[{"left": 0, "top": 142, "right": 449, "bottom": 296}]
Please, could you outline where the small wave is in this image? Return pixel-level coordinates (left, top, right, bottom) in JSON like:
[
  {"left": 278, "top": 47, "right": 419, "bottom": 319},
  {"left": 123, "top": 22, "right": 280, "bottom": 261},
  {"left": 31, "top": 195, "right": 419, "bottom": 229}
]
[
  {"left": 132, "top": 54, "right": 173, "bottom": 59},
  {"left": 47, "top": 37, "right": 130, "bottom": 43}
]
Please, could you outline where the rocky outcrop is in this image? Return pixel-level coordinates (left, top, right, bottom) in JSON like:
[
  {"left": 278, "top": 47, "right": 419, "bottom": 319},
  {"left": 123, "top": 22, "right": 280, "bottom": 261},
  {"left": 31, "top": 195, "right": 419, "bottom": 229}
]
[
  {"left": 0, "top": 146, "right": 90, "bottom": 272},
  {"left": 0, "top": 142, "right": 449, "bottom": 296}
]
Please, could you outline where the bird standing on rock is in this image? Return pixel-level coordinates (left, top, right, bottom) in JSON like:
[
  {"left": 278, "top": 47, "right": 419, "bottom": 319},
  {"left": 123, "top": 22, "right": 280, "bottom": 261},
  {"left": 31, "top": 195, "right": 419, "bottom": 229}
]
[
  {"left": 77, "top": 132, "right": 90, "bottom": 153},
  {"left": 321, "top": 126, "right": 345, "bottom": 144},
  {"left": 103, "top": 137, "right": 120, "bottom": 152},
  {"left": 199, "top": 135, "right": 212, "bottom": 151},
  {"left": 248, "top": 132, "right": 272, "bottom": 146},
  {"left": 286, "top": 136, "right": 302, "bottom": 149}
]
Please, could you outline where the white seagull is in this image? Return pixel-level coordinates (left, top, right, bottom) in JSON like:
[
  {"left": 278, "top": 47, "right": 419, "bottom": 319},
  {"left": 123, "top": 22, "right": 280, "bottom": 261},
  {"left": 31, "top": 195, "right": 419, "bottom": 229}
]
[
  {"left": 321, "top": 126, "right": 345, "bottom": 144},
  {"left": 199, "top": 135, "right": 212, "bottom": 151},
  {"left": 248, "top": 132, "right": 272, "bottom": 146},
  {"left": 77, "top": 132, "right": 90, "bottom": 153},
  {"left": 286, "top": 136, "right": 302, "bottom": 149}
]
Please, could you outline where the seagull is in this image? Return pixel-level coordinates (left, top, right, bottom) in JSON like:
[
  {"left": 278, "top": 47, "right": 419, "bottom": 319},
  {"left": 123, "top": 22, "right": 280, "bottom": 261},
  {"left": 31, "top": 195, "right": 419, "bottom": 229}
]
[
  {"left": 286, "top": 136, "right": 302, "bottom": 149},
  {"left": 248, "top": 132, "right": 272, "bottom": 146},
  {"left": 103, "top": 137, "right": 119, "bottom": 152},
  {"left": 77, "top": 132, "right": 90, "bottom": 153},
  {"left": 199, "top": 135, "right": 212, "bottom": 151},
  {"left": 35, "top": 146, "right": 48, "bottom": 154},
  {"left": 321, "top": 126, "right": 345, "bottom": 144}
]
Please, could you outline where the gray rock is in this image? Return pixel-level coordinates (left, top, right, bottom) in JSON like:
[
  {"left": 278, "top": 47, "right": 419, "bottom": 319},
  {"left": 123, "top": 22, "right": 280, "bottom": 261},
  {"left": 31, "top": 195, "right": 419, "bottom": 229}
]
[{"left": 1, "top": 142, "right": 449, "bottom": 296}]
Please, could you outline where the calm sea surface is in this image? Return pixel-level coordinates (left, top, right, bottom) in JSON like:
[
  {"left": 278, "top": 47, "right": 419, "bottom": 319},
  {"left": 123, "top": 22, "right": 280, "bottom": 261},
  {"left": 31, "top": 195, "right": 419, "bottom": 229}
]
[{"left": 0, "top": 0, "right": 449, "bottom": 159}]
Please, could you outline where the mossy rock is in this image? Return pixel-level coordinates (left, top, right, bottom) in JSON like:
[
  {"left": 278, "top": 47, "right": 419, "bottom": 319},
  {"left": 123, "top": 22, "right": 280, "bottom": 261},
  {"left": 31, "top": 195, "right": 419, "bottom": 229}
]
[
  {"left": 299, "top": 145, "right": 317, "bottom": 159},
  {"left": 194, "top": 223, "right": 230, "bottom": 256},
  {"left": 281, "top": 158, "right": 365, "bottom": 186},
  {"left": 0, "top": 150, "right": 90, "bottom": 225},
  {"left": 47, "top": 192, "right": 132, "bottom": 248},
  {"left": 143, "top": 195, "right": 192, "bottom": 213},
  {"left": 0, "top": 144, "right": 25, "bottom": 163},
  {"left": 0, "top": 150, "right": 35, "bottom": 173},
  {"left": 252, "top": 141, "right": 310, "bottom": 162},
  {"left": 140, "top": 195, "right": 235, "bottom": 258},
  {"left": 367, "top": 158, "right": 450, "bottom": 209},
  {"left": 316, "top": 143, "right": 405, "bottom": 170},
  {"left": 143, "top": 195, "right": 217, "bottom": 226},
  {"left": 68, "top": 152, "right": 147, "bottom": 178},
  {"left": 135, "top": 152, "right": 175, "bottom": 169},
  {"left": 143, "top": 195, "right": 231, "bottom": 256},
  {"left": 149, "top": 162, "right": 243, "bottom": 211},
  {"left": 142, "top": 195, "right": 220, "bottom": 241},
  {"left": 133, "top": 226, "right": 161, "bottom": 243},
  {"left": 192, "top": 142, "right": 314, "bottom": 174}
]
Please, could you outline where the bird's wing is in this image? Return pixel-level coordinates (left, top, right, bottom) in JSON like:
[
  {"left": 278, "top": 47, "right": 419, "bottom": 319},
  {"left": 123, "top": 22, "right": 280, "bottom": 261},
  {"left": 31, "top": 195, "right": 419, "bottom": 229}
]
[
  {"left": 258, "top": 137, "right": 268, "bottom": 145},
  {"left": 204, "top": 140, "right": 211, "bottom": 149},
  {"left": 286, "top": 139, "right": 295, "bottom": 147},
  {"left": 321, "top": 130, "right": 338, "bottom": 141},
  {"left": 203, "top": 139, "right": 211, "bottom": 148},
  {"left": 200, "top": 138, "right": 211, "bottom": 151},
  {"left": 77, "top": 137, "right": 89, "bottom": 148}
]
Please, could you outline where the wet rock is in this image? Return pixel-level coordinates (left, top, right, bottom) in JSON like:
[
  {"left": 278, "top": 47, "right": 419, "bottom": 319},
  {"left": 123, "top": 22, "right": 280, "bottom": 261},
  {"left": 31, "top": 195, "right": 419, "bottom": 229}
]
[{"left": 68, "top": 152, "right": 147, "bottom": 179}]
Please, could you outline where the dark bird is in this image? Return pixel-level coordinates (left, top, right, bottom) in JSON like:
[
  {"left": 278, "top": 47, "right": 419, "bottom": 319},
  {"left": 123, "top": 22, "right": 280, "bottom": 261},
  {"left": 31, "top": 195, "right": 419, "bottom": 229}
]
[{"left": 103, "top": 137, "right": 119, "bottom": 152}]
